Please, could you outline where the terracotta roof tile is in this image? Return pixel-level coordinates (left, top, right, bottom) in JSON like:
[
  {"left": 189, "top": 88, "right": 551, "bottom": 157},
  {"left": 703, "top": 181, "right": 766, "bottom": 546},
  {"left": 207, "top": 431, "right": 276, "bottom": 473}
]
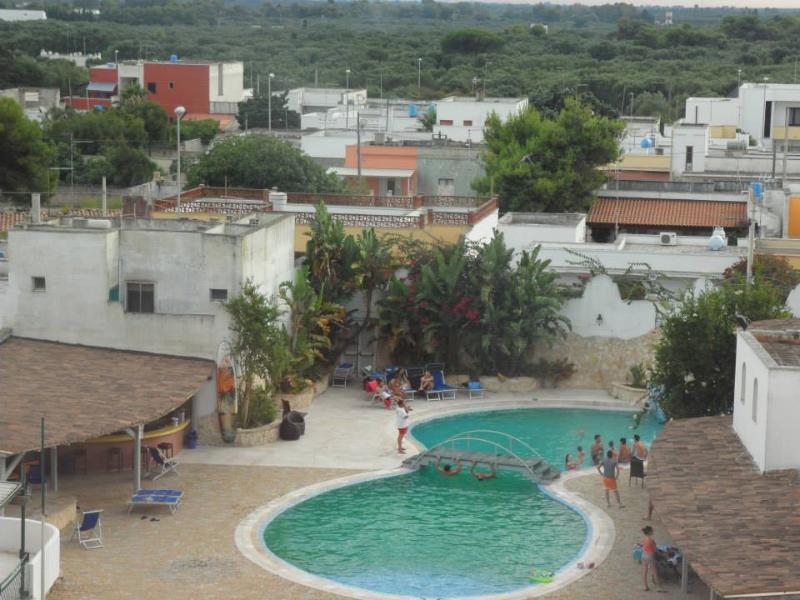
[
  {"left": 648, "top": 416, "right": 800, "bottom": 598},
  {"left": 0, "top": 209, "right": 122, "bottom": 232},
  {"left": 0, "top": 337, "right": 212, "bottom": 455},
  {"left": 587, "top": 198, "right": 747, "bottom": 228}
]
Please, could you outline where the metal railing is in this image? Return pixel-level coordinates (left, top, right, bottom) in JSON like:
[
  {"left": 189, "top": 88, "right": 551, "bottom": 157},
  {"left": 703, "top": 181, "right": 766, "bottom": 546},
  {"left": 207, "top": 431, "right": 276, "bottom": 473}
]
[
  {"left": 409, "top": 429, "right": 551, "bottom": 481},
  {"left": 0, "top": 556, "right": 27, "bottom": 600}
]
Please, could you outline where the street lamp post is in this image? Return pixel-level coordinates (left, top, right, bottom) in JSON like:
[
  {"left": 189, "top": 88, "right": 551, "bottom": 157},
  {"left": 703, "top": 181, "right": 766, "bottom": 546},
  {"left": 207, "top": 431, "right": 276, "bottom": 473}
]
[
  {"left": 417, "top": 58, "right": 422, "bottom": 91},
  {"left": 268, "top": 72, "right": 275, "bottom": 134},
  {"left": 345, "top": 68, "right": 351, "bottom": 129},
  {"left": 175, "top": 105, "right": 186, "bottom": 212}
]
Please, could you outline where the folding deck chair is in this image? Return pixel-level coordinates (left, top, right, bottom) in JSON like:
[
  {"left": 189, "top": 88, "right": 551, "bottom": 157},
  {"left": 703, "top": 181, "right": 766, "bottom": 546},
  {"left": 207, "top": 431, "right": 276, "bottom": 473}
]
[
  {"left": 72, "top": 509, "right": 104, "bottom": 549},
  {"left": 147, "top": 446, "right": 179, "bottom": 481},
  {"left": 331, "top": 363, "right": 355, "bottom": 388}
]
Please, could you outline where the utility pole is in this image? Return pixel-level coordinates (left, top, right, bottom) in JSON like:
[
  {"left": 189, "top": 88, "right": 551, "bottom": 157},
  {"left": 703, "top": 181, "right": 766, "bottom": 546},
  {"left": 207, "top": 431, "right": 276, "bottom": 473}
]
[
  {"left": 70, "top": 132, "right": 74, "bottom": 206},
  {"left": 783, "top": 105, "right": 790, "bottom": 184},
  {"left": 417, "top": 58, "right": 422, "bottom": 91},
  {"left": 746, "top": 187, "right": 755, "bottom": 288},
  {"left": 356, "top": 112, "right": 362, "bottom": 183},
  {"left": 268, "top": 73, "right": 275, "bottom": 134}
]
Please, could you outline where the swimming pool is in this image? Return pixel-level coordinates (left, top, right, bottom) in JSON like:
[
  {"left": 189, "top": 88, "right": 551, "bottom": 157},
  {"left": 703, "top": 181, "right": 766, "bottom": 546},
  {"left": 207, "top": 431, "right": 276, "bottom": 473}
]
[
  {"left": 261, "top": 407, "right": 662, "bottom": 599},
  {"left": 412, "top": 407, "right": 662, "bottom": 470}
]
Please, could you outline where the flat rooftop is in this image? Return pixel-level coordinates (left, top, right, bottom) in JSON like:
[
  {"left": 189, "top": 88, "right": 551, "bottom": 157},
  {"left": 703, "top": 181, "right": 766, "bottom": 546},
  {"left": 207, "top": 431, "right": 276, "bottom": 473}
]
[
  {"left": 499, "top": 212, "right": 585, "bottom": 226},
  {"left": 438, "top": 96, "right": 524, "bottom": 104},
  {"left": 649, "top": 415, "right": 800, "bottom": 598}
]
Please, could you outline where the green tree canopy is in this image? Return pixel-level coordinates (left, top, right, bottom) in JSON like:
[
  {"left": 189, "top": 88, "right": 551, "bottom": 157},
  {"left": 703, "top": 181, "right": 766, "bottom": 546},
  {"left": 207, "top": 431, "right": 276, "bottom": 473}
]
[
  {"left": 475, "top": 99, "right": 623, "bottom": 213},
  {"left": 652, "top": 280, "right": 790, "bottom": 419},
  {"left": 236, "top": 91, "right": 300, "bottom": 130},
  {"left": 187, "top": 134, "right": 343, "bottom": 192},
  {"left": 0, "top": 97, "right": 53, "bottom": 194}
]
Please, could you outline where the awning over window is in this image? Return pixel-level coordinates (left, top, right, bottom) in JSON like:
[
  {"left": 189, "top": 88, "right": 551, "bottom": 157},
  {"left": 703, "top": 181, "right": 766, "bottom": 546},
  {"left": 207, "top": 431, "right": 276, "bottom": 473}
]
[{"left": 87, "top": 81, "right": 117, "bottom": 93}]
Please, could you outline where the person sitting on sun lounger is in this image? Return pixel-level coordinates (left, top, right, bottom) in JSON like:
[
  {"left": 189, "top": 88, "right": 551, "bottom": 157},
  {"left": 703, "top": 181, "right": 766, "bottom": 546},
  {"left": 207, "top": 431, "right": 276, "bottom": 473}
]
[{"left": 419, "top": 371, "right": 434, "bottom": 392}]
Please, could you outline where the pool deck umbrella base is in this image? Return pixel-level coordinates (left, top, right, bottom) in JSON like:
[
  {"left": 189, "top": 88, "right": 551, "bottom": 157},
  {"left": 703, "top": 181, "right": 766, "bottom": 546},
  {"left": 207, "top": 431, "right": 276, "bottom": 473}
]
[{"left": 0, "top": 337, "right": 213, "bottom": 495}]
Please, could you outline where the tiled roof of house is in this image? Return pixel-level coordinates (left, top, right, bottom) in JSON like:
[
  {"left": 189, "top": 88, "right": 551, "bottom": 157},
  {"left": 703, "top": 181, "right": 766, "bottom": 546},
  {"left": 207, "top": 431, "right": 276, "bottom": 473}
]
[
  {"left": 0, "top": 337, "right": 212, "bottom": 455},
  {"left": 748, "top": 319, "right": 800, "bottom": 367},
  {"left": 587, "top": 198, "right": 747, "bottom": 228},
  {"left": 0, "top": 209, "right": 122, "bottom": 232},
  {"left": 648, "top": 415, "right": 800, "bottom": 598}
]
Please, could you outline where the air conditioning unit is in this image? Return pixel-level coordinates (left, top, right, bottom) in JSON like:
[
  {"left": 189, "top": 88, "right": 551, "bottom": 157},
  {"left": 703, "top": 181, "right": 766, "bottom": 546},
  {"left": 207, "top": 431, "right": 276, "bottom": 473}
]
[{"left": 659, "top": 232, "right": 678, "bottom": 246}]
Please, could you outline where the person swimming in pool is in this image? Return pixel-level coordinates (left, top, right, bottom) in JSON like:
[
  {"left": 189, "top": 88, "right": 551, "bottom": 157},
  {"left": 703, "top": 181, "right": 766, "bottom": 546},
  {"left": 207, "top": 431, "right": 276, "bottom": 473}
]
[
  {"left": 436, "top": 458, "right": 463, "bottom": 476},
  {"left": 470, "top": 461, "right": 496, "bottom": 481}
]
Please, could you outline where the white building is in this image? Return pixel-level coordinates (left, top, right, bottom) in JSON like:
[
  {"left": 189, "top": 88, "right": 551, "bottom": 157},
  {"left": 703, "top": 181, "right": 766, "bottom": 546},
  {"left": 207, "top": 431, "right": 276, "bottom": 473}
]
[
  {"left": 733, "top": 319, "right": 800, "bottom": 472},
  {"left": 684, "top": 83, "right": 800, "bottom": 151},
  {"left": 288, "top": 87, "right": 367, "bottom": 115},
  {"left": 1, "top": 215, "right": 294, "bottom": 360},
  {"left": 0, "top": 9, "right": 46, "bottom": 21},
  {"left": 433, "top": 96, "right": 528, "bottom": 143},
  {"left": 497, "top": 211, "right": 747, "bottom": 291}
]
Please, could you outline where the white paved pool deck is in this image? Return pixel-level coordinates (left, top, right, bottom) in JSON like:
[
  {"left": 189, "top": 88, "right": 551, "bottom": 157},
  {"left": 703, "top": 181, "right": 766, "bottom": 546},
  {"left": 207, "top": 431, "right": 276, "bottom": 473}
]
[{"left": 182, "top": 388, "right": 631, "bottom": 471}]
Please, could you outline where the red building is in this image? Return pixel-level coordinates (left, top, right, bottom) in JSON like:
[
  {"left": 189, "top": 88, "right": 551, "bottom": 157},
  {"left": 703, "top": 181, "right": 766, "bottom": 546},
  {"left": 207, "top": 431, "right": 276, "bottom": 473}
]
[{"left": 64, "top": 59, "right": 244, "bottom": 123}]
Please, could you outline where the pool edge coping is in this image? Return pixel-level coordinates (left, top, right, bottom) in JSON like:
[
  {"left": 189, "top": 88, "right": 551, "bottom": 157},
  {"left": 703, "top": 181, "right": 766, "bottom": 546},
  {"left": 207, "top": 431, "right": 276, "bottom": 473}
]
[{"left": 235, "top": 401, "right": 626, "bottom": 599}]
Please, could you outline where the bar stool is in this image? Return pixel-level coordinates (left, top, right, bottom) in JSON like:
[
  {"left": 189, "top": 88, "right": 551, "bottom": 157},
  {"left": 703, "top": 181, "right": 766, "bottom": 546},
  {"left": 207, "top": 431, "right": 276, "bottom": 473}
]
[
  {"left": 107, "top": 447, "right": 123, "bottom": 472},
  {"left": 73, "top": 448, "right": 88, "bottom": 475},
  {"left": 157, "top": 442, "right": 174, "bottom": 459}
]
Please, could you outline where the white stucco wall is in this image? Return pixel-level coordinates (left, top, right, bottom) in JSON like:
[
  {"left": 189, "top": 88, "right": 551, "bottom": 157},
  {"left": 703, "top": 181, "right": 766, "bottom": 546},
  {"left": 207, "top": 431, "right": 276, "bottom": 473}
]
[
  {"left": 433, "top": 97, "right": 527, "bottom": 143},
  {"left": 787, "top": 283, "right": 800, "bottom": 317},
  {"left": 463, "top": 209, "right": 499, "bottom": 245},
  {"left": 732, "top": 333, "right": 771, "bottom": 472},
  {"left": 0, "top": 517, "right": 60, "bottom": 600},
  {"left": 671, "top": 125, "right": 708, "bottom": 176},
  {"left": 498, "top": 216, "right": 585, "bottom": 245},
  {"left": 685, "top": 97, "right": 740, "bottom": 126},
  {"left": 208, "top": 62, "right": 244, "bottom": 104},
  {"left": 765, "top": 369, "right": 800, "bottom": 470},
  {"left": 7, "top": 218, "right": 295, "bottom": 359},
  {"left": 561, "top": 274, "right": 656, "bottom": 339}
]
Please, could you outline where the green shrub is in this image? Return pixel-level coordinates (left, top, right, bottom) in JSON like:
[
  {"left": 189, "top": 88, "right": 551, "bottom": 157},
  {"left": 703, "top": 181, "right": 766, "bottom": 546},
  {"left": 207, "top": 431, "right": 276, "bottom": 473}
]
[
  {"left": 529, "top": 358, "right": 575, "bottom": 387},
  {"left": 247, "top": 386, "right": 277, "bottom": 428},
  {"left": 629, "top": 363, "right": 648, "bottom": 388}
]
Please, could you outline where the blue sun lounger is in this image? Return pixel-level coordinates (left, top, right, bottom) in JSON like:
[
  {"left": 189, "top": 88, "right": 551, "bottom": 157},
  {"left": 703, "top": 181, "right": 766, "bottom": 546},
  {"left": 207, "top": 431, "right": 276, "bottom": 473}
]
[
  {"left": 427, "top": 366, "right": 457, "bottom": 401},
  {"left": 127, "top": 489, "right": 184, "bottom": 514}
]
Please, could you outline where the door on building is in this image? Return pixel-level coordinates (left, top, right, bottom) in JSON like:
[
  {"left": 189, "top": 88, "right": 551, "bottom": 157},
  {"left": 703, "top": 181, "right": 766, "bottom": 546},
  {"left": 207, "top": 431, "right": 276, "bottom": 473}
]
[
  {"left": 437, "top": 178, "right": 456, "bottom": 196},
  {"left": 386, "top": 178, "right": 396, "bottom": 196},
  {"left": 342, "top": 320, "right": 377, "bottom": 374}
]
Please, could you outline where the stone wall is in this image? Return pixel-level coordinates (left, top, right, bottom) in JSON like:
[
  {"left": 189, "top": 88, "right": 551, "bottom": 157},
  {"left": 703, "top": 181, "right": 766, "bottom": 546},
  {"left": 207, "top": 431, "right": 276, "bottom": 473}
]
[{"left": 546, "top": 330, "right": 660, "bottom": 390}]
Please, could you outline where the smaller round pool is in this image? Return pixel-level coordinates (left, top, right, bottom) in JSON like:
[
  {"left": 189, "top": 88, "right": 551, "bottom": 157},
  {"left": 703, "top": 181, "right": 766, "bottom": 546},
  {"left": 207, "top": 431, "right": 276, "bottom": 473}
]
[{"left": 263, "top": 469, "right": 585, "bottom": 597}]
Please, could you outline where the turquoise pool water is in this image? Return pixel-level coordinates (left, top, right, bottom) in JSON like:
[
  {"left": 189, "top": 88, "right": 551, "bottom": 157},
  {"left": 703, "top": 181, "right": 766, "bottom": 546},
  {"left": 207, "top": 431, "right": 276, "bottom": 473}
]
[
  {"left": 412, "top": 407, "right": 662, "bottom": 471},
  {"left": 263, "top": 407, "right": 662, "bottom": 598}
]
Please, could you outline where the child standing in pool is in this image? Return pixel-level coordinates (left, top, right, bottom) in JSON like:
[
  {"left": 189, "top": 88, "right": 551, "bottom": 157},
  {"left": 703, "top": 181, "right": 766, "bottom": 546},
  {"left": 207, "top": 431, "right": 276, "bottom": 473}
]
[{"left": 577, "top": 446, "right": 586, "bottom": 467}]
